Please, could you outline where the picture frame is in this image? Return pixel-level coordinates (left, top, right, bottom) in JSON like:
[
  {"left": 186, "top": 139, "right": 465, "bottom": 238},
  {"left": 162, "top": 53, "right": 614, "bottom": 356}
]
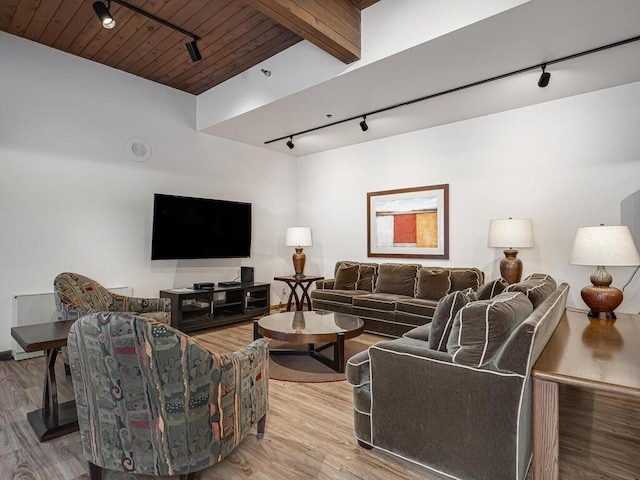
[{"left": 367, "top": 184, "right": 449, "bottom": 259}]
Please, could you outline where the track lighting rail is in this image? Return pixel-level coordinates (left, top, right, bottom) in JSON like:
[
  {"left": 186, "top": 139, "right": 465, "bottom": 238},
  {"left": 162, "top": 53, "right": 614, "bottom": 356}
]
[
  {"left": 109, "top": 0, "right": 200, "bottom": 41},
  {"left": 265, "top": 33, "right": 640, "bottom": 147}
]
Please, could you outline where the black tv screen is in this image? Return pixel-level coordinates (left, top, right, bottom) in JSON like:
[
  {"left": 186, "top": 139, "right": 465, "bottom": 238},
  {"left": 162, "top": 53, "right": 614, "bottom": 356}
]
[{"left": 151, "top": 194, "right": 252, "bottom": 260}]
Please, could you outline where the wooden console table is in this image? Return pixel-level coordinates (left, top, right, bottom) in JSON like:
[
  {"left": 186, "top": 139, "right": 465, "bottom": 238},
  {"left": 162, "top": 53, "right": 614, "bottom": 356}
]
[
  {"left": 274, "top": 275, "right": 323, "bottom": 311},
  {"left": 532, "top": 308, "right": 640, "bottom": 479},
  {"left": 10, "top": 320, "right": 78, "bottom": 442}
]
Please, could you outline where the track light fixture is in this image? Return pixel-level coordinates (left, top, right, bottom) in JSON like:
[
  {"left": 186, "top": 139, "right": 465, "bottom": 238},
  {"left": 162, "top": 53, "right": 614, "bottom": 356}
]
[
  {"left": 538, "top": 64, "right": 551, "bottom": 88},
  {"left": 93, "top": 0, "right": 202, "bottom": 62},
  {"left": 265, "top": 33, "right": 640, "bottom": 148},
  {"left": 186, "top": 39, "right": 202, "bottom": 62},
  {"left": 93, "top": 1, "right": 115, "bottom": 29},
  {"left": 286, "top": 137, "right": 295, "bottom": 149}
]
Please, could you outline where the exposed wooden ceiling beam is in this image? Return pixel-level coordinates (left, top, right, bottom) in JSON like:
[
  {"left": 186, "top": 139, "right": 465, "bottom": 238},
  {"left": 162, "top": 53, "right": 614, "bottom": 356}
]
[{"left": 243, "top": 0, "right": 361, "bottom": 63}]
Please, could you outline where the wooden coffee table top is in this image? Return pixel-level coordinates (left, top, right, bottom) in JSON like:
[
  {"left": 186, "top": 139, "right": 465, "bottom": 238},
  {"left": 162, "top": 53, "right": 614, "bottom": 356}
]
[
  {"left": 257, "top": 311, "right": 364, "bottom": 344},
  {"left": 11, "top": 320, "right": 76, "bottom": 352}
]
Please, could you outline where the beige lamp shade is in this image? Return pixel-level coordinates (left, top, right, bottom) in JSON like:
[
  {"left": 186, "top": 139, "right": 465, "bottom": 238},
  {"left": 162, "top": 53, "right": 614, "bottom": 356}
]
[
  {"left": 285, "top": 227, "right": 312, "bottom": 247},
  {"left": 487, "top": 218, "right": 534, "bottom": 249},
  {"left": 570, "top": 225, "right": 640, "bottom": 266}
]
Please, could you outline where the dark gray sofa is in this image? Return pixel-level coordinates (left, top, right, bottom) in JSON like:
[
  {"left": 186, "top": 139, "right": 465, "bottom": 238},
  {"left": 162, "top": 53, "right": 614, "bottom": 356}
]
[
  {"left": 346, "top": 273, "right": 569, "bottom": 480},
  {"left": 311, "top": 261, "right": 484, "bottom": 336}
]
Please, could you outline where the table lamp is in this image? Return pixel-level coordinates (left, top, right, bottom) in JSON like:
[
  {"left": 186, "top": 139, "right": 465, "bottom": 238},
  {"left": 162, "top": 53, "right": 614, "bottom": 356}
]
[
  {"left": 285, "top": 227, "right": 312, "bottom": 277},
  {"left": 488, "top": 218, "right": 534, "bottom": 284},
  {"left": 569, "top": 224, "right": 640, "bottom": 320}
]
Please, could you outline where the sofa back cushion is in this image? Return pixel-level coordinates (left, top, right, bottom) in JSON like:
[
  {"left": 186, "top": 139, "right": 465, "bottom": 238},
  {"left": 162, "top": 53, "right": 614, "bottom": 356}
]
[
  {"left": 334, "top": 264, "right": 360, "bottom": 290},
  {"left": 447, "top": 291, "right": 533, "bottom": 367},
  {"left": 505, "top": 274, "right": 556, "bottom": 308},
  {"left": 427, "top": 290, "right": 471, "bottom": 351},
  {"left": 449, "top": 268, "right": 484, "bottom": 293},
  {"left": 476, "top": 278, "right": 509, "bottom": 300},
  {"left": 374, "top": 263, "right": 419, "bottom": 297},
  {"left": 415, "top": 268, "right": 451, "bottom": 301}
]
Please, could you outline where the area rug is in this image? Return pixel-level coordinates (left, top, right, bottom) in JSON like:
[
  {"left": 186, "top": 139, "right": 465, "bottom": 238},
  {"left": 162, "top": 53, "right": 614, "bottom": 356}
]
[{"left": 268, "top": 340, "right": 369, "bottom": 383}]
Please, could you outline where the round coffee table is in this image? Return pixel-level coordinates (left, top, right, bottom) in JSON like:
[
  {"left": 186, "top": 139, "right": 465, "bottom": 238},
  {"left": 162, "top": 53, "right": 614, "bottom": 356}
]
[{"left": 254, "top": 310, "right": 365, "bottom": 373}]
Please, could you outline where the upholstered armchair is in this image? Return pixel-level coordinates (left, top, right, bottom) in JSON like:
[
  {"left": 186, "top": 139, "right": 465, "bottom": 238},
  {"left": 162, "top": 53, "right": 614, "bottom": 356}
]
[
  {"left": 54, "top": 272, "right": 171, "bottom": 325},
  {"left": 67, "top": 312, "right": 269, "bottom": 479}
]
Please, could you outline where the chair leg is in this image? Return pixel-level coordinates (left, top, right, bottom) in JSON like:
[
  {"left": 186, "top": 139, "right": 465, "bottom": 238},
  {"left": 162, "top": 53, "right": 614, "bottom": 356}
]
[
  {"left": 88, "top": 462, "right": 103, "bottom": 480},
  {"left": 179, "top": 473, "right": 198, "bottom": 480},
  {"left": 257, "top": 413, "right": 266, "bottom": 439}
]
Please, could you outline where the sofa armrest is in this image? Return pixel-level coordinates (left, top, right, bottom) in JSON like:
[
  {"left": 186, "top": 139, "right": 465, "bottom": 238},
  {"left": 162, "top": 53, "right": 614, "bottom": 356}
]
[
  {"left": 316, "top": 279, "right": 335, "bottom": 289},
  {"left": 110, "top": 293, "right": 171, "bottom": 313},
  {"left": 365, "top": 337, "right": 527, "bottom": 480},
  {"left": 346, "top": 349, "right": 371, "bottom": 386}
]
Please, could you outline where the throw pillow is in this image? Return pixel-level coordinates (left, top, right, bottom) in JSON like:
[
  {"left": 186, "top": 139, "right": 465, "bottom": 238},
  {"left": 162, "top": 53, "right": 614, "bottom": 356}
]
[
  {"left": 447, "top": 291, "right": 533, "bottom": 367},
  {"left": 420, "top": 290, "right": 471, "bottom": 351},
  {"left": 356, "top": 264, "right": 377, "bottom": 292},
  {"left": 415, "top": 268, "right": 451, "bottom": 301},
  {"left": 476, "top": 278, "right": 509, "bottom": 300},
  {"left": 506, "top": 276, "right": 555, "bottom": 308},
  {"left": 449, "top": 269, "right": 483, "bottom": 292},
  {"left": 334, "top": 264, "right": 360, "bottom": 290},
  {"left": 374, "top": 263, "right": 419, "bottom": 297}
]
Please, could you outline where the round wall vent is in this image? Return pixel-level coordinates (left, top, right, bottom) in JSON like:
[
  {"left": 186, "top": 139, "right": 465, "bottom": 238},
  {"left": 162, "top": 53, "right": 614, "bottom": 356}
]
[{"left": 125, "top": 137, "right": 152, "bottom": 162}]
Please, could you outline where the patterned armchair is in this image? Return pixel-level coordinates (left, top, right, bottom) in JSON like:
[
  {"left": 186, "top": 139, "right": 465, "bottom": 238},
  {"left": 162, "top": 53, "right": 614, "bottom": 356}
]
[
  {"left": 54, "top": 272, "right": 171, "bottom": 325},
  {"left": 67, "top": 312, "right": 269, "bottom": 479}
]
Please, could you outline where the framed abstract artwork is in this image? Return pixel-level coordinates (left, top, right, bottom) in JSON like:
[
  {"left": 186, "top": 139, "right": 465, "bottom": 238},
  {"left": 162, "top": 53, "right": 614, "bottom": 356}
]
[{"left": 367, "top": 184, "right": 449, "bottom": 259}]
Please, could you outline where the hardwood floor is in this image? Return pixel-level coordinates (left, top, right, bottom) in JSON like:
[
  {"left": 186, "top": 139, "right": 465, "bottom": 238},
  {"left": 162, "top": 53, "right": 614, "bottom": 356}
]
[{"left": 1, "top": 320, "right": 639, "bottom": 479}]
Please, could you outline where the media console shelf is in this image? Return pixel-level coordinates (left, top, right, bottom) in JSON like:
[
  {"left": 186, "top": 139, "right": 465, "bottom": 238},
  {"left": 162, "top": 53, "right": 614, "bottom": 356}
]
[{"left": 160, "top": 283, "right": 270, "bottom": 333}]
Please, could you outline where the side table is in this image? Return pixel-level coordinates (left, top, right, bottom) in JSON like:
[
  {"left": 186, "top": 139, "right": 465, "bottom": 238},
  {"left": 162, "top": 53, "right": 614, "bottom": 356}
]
[
  {"left": 10, "top": 320, "right": 78, "bottom": 441},
  {"left": 274, "top": 275, "right": 324, "bottom": 311},
  {"left": 531, "top": 308, "right": 640, "bottom": 479}
]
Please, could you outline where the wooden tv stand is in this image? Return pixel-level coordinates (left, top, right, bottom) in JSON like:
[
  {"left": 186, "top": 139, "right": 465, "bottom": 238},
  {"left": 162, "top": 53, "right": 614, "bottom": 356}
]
[{"left": 160, "top": 282, "right": 270, "bottom": 333}]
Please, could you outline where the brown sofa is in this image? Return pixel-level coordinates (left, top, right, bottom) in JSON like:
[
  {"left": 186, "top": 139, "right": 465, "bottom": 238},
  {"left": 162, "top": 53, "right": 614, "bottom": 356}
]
[
  {"left": 311, "top": 261, "right": 484, "bottom": 336},
  {"left": 346, "top": 273, "right": 569, "bottom": 480}
]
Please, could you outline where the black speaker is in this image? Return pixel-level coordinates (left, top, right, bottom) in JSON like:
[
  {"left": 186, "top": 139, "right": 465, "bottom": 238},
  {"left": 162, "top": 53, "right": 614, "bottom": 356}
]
[{"left": 241, "top": 266, "right": 254, "bottom": 283}]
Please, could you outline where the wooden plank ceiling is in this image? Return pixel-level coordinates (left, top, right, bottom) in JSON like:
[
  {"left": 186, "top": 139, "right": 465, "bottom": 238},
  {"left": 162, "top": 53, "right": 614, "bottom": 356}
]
[{"left": 0, "top": 0, "right": 378, "bottom": 95}]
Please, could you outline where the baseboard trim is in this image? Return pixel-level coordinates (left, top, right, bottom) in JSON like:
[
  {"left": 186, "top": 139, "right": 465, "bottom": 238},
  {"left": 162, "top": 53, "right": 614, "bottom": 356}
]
[{"left": 0, "top": 350, "right": 13, "bottom": 361}]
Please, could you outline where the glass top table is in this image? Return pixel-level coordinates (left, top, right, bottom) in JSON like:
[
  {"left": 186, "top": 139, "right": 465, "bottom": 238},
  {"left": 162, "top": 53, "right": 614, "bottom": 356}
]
[{"left": 254, "top": 310, "right": 364, "bottom": 373}]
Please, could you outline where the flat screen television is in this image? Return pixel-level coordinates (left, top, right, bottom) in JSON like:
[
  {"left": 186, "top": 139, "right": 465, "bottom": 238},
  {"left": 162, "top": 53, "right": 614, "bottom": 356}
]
[{"left": 151, "top": 193, "right": 252, "bottom": 260}]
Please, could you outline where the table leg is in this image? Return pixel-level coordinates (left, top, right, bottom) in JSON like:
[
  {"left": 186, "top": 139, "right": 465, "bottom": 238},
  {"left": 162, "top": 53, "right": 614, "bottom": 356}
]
[
  {"left": 253, "top": 320, "right": 262, "bottom": 340},
  {"left": 26, "top": 347, "right": 78, "bottom": 442},
  {"left": 533, "top": 378, "right": 559, "bottom": 480},
  {"left": 300, "top": 282, "right": 313, "bottom": 311},
  {"left": 335, "top": 333, "right": 345, "bottom": 373}
]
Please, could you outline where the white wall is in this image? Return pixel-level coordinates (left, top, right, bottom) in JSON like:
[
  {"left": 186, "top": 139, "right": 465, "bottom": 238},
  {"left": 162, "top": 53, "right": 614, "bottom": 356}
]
[
  {"left": 0, "top": 32, "right": 297, "bottom": 352},
  {"left": 297, "top": 81, "right": 640, "bottom": 315}
]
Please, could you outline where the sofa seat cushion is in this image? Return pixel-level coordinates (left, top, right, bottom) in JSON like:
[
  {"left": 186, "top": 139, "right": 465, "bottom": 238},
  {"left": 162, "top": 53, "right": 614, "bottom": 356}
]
[
  {"left": 415, "top": 268, "right": 451, "bottom": 301},
  {"left": 505, "top": 274, "right": 556, "bottom": 308},
  {"left": 374, "top": 263, "right": 419, "bottom": 296},
  {"left": 353, "top": 293, "right": 412, "bottom": 311},
  {"left": 311, "top": 289, "right": 371, "bottom": 305},
  {"left": 447, "top": 291, "right": 533, "bottom": 367},
  {"left": 395, "top": 298, "right": 439, "bottom": 318},
  {"left": 334, "top": 263, "right": 360, "bottom": 290}
]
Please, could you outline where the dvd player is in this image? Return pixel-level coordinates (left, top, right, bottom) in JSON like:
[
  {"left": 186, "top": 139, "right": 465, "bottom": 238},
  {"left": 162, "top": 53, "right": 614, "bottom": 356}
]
[
  {"left": 194, "top": 282, "right": 215, "bottom": 290},
  {"left": 218, "top": 281, "right": 241, "bottom": 287}
]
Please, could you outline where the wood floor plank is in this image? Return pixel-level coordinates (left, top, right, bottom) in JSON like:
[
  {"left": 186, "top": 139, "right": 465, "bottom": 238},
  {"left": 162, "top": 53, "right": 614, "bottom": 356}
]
[{"left": 1, "top": 320, "right": 639, "bottom": 479}]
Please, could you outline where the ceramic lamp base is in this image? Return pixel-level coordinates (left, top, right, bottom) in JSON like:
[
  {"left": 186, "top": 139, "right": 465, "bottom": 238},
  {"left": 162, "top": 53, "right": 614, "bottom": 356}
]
[
  {"left": 581, "top": 285, "right": 622, "bottom": 320},
  {"left": 499, "top": 249, "right": 523, "bottom": 285},
  {"left": 292, "top": 248, "right": 306, "bottom": 277}
]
